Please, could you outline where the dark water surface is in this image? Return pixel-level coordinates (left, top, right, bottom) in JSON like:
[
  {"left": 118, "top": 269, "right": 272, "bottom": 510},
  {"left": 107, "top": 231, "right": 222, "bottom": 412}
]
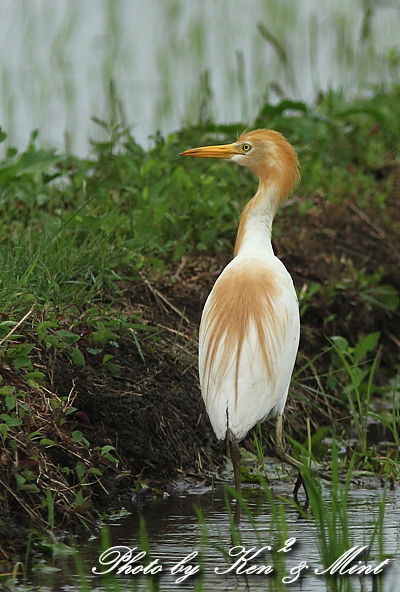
[{"left": 26, "top": 471, "right": 400, "bottom": 592}]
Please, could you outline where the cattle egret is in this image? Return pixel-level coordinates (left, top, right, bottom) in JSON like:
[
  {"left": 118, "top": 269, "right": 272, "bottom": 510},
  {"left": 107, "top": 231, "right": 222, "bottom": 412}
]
[{"left": 182, "top": 129, "right": 304, "bottom": 502}]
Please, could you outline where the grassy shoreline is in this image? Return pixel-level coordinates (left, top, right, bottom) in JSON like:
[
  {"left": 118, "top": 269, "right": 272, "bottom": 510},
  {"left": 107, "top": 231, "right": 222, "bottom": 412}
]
[{"left": 0, "top": 87, "right": 399, "bottom": 573}]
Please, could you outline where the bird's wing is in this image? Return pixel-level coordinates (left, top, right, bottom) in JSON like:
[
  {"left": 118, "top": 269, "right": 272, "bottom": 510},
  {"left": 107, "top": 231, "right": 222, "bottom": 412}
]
[{"left": 199, "top": 257, "right": 299, "bottom": 441}]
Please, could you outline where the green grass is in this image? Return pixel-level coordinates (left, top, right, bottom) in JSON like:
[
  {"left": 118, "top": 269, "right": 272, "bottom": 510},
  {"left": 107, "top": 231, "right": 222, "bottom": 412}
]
[{"left": 1, "top": 86, "right": 399, "bottom": 317}]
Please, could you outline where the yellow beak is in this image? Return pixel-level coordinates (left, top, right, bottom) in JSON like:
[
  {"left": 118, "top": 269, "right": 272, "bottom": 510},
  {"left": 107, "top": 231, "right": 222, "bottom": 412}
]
[{"left": 180, "top": 143, "right": 239, "bottom": 159}]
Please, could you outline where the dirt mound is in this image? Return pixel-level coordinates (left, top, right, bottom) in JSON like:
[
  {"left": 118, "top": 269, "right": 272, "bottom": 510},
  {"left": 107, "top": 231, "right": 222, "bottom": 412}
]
[{"left": 59, "top": 166, "right": 400, "bottom": 487}]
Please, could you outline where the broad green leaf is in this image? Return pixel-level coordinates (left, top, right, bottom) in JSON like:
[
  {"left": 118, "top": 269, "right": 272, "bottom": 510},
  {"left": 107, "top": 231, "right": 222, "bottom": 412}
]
[
  {"left": 330, "top": 335, "right": 349, "bottom": 353},
  {"left": 5, "top": 395, "right": 15, "bottom": 411},
  {"left": 69, "top": 348, "right": 85, "bottom": 367},
  {"left": 0, "top": 386, "right": 15, "bottom": 395},
  {"left": 39, "top": 438, "right": 56, "bottom": 447},
  {"left": 75, "top": 461, "right": 86, "bottom": 481},
  {"left": 353, "top": 332, "right": 380, "bottom": 363},
  {"left": 0, "top": 415, "right": 22, "bottom": 426},
  {"left": 13, "top": 356, "right": 33, "bottom": 370}
]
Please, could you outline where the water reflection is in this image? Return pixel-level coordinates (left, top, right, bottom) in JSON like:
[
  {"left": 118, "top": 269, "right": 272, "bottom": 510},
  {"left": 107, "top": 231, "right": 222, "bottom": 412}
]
[{"left": 30, "top": 478, "right": 400, "bottom": 592}]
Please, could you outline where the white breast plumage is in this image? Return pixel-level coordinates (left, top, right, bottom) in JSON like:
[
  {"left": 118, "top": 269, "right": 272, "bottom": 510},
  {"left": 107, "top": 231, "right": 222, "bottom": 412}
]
[{"left": 199, "top": 255, "right": 299, "bottom": 441}]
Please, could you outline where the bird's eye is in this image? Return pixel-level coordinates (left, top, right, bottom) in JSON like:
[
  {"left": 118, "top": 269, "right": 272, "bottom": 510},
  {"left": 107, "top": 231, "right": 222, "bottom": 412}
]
[{"left": 242, "top": 143, "right": 251, "bottom": 152}]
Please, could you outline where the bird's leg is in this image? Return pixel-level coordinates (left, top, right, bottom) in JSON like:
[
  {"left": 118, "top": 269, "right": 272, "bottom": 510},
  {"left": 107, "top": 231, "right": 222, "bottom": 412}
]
[
  {"left": 229, "top": 437, "right": 242, "bottom": 497},
  {"left": 275, "top": 413, "right": 309, "bottom": 504},
  {"left": 275, "top": 413, "right": 336, "bottom": 491},
  {"left": 275, "top": 413, "right": 308, "bottom": 508},
  {"left": 275, "top": 413, "right": 303, "bottom": 471},
  {"left": 293, "top": 473, "right": 309, "bottom": 510},
  {"left": 275, "top": 413, "right": 308, "bottom": 504},
  {"left": 227, "top": 431, "right": 242, "bottom": 524}
]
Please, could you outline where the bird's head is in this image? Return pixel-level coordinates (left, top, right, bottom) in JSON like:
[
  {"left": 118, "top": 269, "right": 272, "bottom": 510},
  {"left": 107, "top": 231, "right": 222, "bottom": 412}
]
[{"left": 181, "top": 129, "right": 300, "bottom": 199}]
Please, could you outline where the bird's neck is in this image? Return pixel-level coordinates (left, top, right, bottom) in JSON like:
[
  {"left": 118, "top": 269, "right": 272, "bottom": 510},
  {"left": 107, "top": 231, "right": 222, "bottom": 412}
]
[{"left": 233, "top": 179, "right": 280, "bottom": 257}]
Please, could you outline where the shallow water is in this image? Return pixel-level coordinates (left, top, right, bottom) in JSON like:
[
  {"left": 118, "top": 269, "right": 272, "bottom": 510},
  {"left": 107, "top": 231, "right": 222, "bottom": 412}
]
[{"left": 28, "top": 468, "right": 400, "bottom": 592}]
